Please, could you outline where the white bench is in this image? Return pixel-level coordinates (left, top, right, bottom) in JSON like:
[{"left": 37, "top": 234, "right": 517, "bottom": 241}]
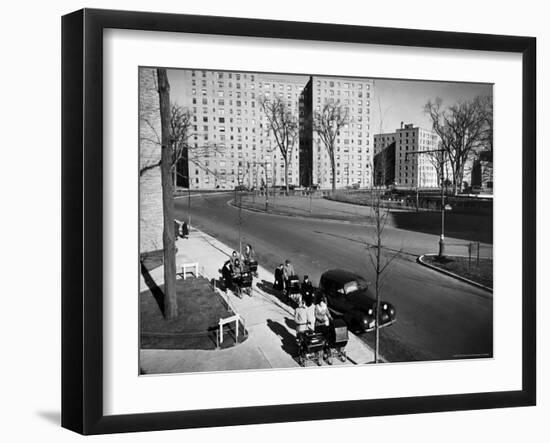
[
  {"left": 181, "top": 262, "right": 199, "bottom": 280},
  {"left": 218, "top": 314, "right": 242, "bottom": 346}
]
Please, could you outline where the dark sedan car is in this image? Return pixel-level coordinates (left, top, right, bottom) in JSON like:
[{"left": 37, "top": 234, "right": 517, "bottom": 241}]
[{"left": 319, "top": 269, "right": 396, "bottom": 333}]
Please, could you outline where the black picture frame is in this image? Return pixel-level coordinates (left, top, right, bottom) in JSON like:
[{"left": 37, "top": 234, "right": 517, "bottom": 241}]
[{"left": 61, "top": 8, "right": 536, "bottom": 435}]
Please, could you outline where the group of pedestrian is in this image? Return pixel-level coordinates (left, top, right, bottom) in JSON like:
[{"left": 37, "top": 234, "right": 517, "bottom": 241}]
[
  {"left": 223, "top": 245, "right": 256, "bottom": 279},
  {"left": 294, "top": 290, "right": 333, "bottom": 339},
  {"left": 221, "top": 244, "right": 257, "bottom": 294},
  {"left": 271, "top": 259, "right": 332, "bottom": 338},
  {"left": 273, "top": 259, "right": 299, "bottom": 293}
]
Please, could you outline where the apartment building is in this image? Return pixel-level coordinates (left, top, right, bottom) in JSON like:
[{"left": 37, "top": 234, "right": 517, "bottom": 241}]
[
  {"left": 171, "top": 69, "right": 307, "bottom": 190},
  {"left": 300, "top": 76, "right": 374, "bottom": 189},
  {"left": 374, "top": 123, "right": 440, "bottom": 189},
  {"left": 373, "top": 133, "right": 397, "bottom": 187},
  {"left": 394, "top": 123, "right": 440, "bottom": 188}
]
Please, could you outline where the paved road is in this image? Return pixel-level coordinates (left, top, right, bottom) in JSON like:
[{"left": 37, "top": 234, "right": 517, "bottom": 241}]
[{"left": 175, "top": 193, "right": 493, "bottom": 362}]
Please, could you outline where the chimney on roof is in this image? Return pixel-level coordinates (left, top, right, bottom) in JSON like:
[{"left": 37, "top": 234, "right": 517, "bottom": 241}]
[{"left": 400, "top": 121, "right": 404, "bottom": 129}]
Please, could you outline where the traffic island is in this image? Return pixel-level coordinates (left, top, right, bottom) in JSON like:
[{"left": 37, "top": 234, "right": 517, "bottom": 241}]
[
  {"left": 418, "top": 254, "right": 493, "bottom": 292},
  {"left": 140, "top": 274, "right": 247, "bottom": 350}
]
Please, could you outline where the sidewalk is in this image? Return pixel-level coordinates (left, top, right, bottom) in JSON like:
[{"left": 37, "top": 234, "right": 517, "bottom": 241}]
[{"left": 139, "top": 228, "right": 375, "bottom": 374}]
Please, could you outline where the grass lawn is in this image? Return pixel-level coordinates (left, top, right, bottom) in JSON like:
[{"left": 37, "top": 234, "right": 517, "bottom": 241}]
[
  {"left": 140, "top": 275, "right": 246, "bottom": 350},
  {"left": 423, "top": 255, "right": 493, "bottom": 289}
]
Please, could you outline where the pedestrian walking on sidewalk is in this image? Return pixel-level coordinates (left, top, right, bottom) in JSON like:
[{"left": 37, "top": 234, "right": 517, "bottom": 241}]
[
  {"left": 181, "top": 221, "right": 189, "bottom": 238},
  {"left": 273, "top": 263, "right": 284, "bottom": 291},
  {"left": 230, "top": 251, "right": 239, "bottom": 268},
  {"left": 283, "top": 259, "right": 296, "bottom": 294},
  {"left": 243, "top": 244, "right": 258, "bottom": 276},
  {"left": 294, "top": 298, "right": 308, "bottom": 339},
  {"left": 243, "top": 244, "right": 256, "bottom": 263},
  {"left": 304, "top": 290, "right": 316, "bottom": 332},
  {"left": 301, "top": 275, "right": 314, "bottom": 301},
  {"left": 314, "top": 293, "right": 332, "bottom": 339}
]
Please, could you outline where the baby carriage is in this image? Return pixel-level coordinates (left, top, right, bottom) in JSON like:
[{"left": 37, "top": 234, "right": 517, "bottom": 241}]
[
  {"left": 285, "top": 275, "right": 301, "bottom": 305},
  {"left": 297, "top": 330, "right": 326, "bottom": 367},
  {"left": 218, "top": 261, "right": 251, "bottom": 298},
  {"left": 244, "top": 259, "right": 258, "bottom": 277},
  {"left": 238, "top": 265, "right": 254, "bottom": 297},
  {"left": 324, "top": 319, "right": 349, "bottom": 365}
]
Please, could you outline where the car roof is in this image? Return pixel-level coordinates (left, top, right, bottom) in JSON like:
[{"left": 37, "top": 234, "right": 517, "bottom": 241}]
[{"left": 321, "top": 269, "right": 364, "bottom": 285}]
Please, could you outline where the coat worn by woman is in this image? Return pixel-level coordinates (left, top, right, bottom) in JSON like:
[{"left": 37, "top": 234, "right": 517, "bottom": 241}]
[{"left": 273, "top": 266, "right": 284, "bottom": 291}]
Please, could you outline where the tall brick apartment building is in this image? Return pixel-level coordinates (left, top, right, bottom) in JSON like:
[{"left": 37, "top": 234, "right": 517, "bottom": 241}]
[
  {"left": 139, "top": 68, "right": 163, "bottom": 253},
  {"left": 170, "top": 69, "right": 307, "bottom": 190},
  {"left": 169, "top": 69, "right": 375, "bottom": 190},
  {"left": 299, "top": 76, "right": 374, "bottom": 189}
]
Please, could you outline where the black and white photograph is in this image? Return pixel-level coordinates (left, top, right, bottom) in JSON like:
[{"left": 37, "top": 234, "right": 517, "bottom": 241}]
[{"left": 138, "top": 67, "right": 494, "bottom": 374}]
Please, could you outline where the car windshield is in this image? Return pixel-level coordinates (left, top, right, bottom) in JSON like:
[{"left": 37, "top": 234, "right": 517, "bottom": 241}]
[{"left": 342, "top": 280, "right": 365, "bottom": 295}]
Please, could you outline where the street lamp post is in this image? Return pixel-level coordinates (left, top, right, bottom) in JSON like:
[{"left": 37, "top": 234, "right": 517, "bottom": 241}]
[
  {"left": 406, "top": 149, "right": 447, "bottom": 257},
  {"left": 439, "top": 167, "right": 445, "bottom": 258}
]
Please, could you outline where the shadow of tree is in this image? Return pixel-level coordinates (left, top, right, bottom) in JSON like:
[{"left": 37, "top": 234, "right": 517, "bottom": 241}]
[{"left": 140, "top": 261, "right": 165, "bottom": 317}]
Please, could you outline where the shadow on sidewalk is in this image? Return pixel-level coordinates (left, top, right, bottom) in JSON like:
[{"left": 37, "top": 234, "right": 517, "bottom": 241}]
[
  {"left": 266, "top": 319, "right": 299, "bottom": 360},
  {"left": 140, "top": 261, "right": 165, "bottom": 317},
  {"left": 257, "top": 280, "right": 288, "bottom": 305}
]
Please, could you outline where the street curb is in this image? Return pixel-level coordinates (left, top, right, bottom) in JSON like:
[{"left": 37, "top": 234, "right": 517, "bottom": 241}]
[
  {"left": 417, "top": 254, "right": 493, "bottom": 294},
  {"left": 228, "top": 199, "right": 375, "bottom": 227}
]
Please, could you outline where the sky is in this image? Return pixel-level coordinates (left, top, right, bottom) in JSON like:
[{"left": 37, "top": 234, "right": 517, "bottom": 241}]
[
  {"left": 372, "top": 78, "right": 493, "bottom": 134},
  {"left": 166, "top": 68, "right": 493, "bottom": 135}
]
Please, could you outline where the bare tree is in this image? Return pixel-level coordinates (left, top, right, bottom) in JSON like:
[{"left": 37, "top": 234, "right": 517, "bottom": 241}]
[
  {"left": 425, "top": 144, "right": 449, "bottom": 187},
  {"left": 477, "top": 96, "right": 494, "bottom": 187},
  {"left": 140, "top": 103, "right": 224, "bottom": 178},
  {"left": 367, "top": 179, "right": 401, "bottom": 362},
  {"left": 424, "top": 96, "right": 491, "bottom": 195},
  {"left": 477, "top": 95, "right": 493, "bottom": 155},
  {"left": 259, "top": 95, "right": 299, "bottom": 195},
  {"left": 314, "top": 101, "right": 349, "bottom": 192},
  {"left": 157, "top": 68, "right": 178, "bottom": 320}
]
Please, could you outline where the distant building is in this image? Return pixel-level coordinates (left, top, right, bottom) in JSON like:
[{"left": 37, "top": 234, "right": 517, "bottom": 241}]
[
  {"left": 299, "top": 77, "right": 313, "bottom": 187},
  {"left": 373, "top": 133, "right": 396, "bottom": 187},
  {"left": 471, "top": 150, "right": 493, "bottom": 193},
  {"left": 139, "top": 68, "right": 163, "bottom": 253},
  {"left": 299, "top": 76, "right": 374, "bottom": 189},
  {"left": 375, "top": 123, "right": 440, "bottom": 189}
]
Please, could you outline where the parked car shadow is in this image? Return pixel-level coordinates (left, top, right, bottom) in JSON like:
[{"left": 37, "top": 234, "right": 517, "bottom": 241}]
[{"left": 266, "top": 319, "right": 299, "bottom": 359}]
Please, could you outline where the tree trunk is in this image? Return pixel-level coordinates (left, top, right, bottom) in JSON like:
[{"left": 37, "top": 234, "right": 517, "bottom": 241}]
[
  {"left": 157, "top": 68, "right": 178, "bottom": 320},
  {"left": 284, "top": 159, "right": 289, "bottom": 195},
  {"left": 331, "top": 157, "right": 336, "bottom": 193}
]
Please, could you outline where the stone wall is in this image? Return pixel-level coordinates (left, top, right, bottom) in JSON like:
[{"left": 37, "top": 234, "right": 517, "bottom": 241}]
[{"left": 139, "top": 68, "right": 163, "bottom": 253}]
